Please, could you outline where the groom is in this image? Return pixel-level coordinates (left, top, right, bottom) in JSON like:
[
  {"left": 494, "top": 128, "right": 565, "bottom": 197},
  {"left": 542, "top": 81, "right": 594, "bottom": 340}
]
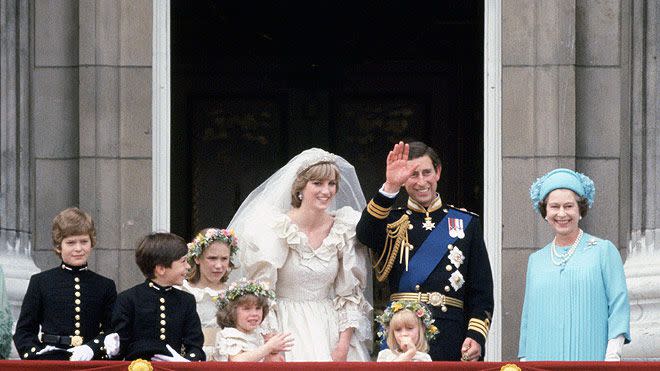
[{"left": 356, "top": 141, "right": 493, "bottom": 361}]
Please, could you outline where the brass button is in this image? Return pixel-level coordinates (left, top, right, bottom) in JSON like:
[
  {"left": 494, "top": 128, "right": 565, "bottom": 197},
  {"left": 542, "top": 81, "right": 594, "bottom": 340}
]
[
  {"left": 441, "top": 305, "right": 448, "bottom": 312},
  {"left": 75, "top": 291, "right": 81, "bottom": 297},
  {"left": 75, "top": 322, "right": 80, "bottom": 328},
  {"left": 160, "top": 305, "right": 165, "bottom": 311},
  {"left": 75, "top": 284, "right": 81, "bottom": 290},
  {"left": 444, "top": 286, "right": 451, "bottom": 292},
  {"left": 160, "top": 297, "right": 165, "bottom": 303},
  {"left": 160, "top": 313, "right": 166, "bottom": 319},
  {"left": 160, "top": 328, "right": 166, "bottom": 333},
  {"left": 75, "top": 306, "right": 81, "bottom": 312},
  {"left": 94, "top": 339, "right": 99, "bottom": 344},
  {"left": 448, "top": 244, "right": 454, "bottom": 250},
  {"left": 75, "top": 299, "right": 81, "bottom": 305},
  {"left": 408, "top": 224, "right": 413, "bottom": 230},
  {"left": 31, "top": 347, "right": 36, "bottom": 352},
  {"left": 24, "top": 353, "right": 28, "bottom": 358},
  {"left": 160, "top": 334, "right": 166, "bottom": 341},
  {"left": 75, "top": 315, "right": 80, "bottom": 320},
  {"left": 74, "top": 277, "right": 80, "bottom": 283},
  {"left": 160, "top": 320, "right": 166, "bottom": 326},
  {"left": 190, "top": 353, "right": 196, "bottom": 358},
  {"left": 446, "top": 265, "right": 452, "bottom": 271},
  {"left": 74, "top": 329, "right": 81, "bottom": 335},
  {"left": 149, "top": 282, "right": 154, "bottom": 287}
]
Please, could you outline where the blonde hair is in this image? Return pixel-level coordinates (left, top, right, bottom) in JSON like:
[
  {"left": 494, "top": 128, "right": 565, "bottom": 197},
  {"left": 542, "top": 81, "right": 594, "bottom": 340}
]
[
  {"left": 186, "top": 228, "right": 234, "bottom": 284},
  {"left": 385, "top": 309, "right": 429, "bottom": 353},
  {"left": 290, "top": 162, "right": 340, "bottom": 208}
]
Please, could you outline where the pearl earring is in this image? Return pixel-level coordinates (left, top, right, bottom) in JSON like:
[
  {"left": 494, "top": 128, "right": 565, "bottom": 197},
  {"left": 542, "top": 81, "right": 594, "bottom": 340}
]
[
  {"left": 545, "top": 216, "right": 549, "bottom": 221},
  {"left": 579, "top": 216, "right": 582, "bottom": 220},
  {"left": 298, "top": 193, "right": 303, "bottom": 201}
]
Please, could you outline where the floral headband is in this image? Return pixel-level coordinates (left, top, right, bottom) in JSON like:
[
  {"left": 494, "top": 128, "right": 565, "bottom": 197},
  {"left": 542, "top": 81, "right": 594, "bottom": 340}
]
[
  {"left": 529, "top": 168, "right": 595, "bottom": 213},
  {"left": 376, "top": 300, "right": 439, "bottom": 342},
  {"left": 214, "top": 278, "right": 276, "bottom": 309},
  {"left": 187, "top": 228, "right": 239, "bottom": 265}
]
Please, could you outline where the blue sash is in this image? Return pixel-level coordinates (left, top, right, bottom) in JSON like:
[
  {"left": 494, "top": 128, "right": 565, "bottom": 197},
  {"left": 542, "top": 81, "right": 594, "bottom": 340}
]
[{"left": 398, "top": 209, "right": 473, "bottom": 292}]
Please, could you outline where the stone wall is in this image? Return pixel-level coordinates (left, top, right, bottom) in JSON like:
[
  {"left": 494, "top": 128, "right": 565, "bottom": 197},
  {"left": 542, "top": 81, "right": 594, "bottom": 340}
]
[
  {"left": 501, "top": 0, "right": 631, "bottom": 361},
  {"left": 31, "top": 0, "right": 153, "bottom": 290}
]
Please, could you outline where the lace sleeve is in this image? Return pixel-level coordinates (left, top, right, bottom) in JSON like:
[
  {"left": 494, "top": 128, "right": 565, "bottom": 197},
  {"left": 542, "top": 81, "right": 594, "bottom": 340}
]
[{"left": 332, "top": 207, "right": 373, "bottom": 342}]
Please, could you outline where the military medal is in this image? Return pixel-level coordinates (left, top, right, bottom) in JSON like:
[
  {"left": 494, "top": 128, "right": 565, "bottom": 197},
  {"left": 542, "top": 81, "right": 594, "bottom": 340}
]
[
  {"left": 70, "top": 335, "right": 83, "bottom": 347},
  {"left": 422, "top": 215, "right": 435, "bottom": 230},
  {"left": 448, "top": 217, "right": 465, "bottom": 238}
]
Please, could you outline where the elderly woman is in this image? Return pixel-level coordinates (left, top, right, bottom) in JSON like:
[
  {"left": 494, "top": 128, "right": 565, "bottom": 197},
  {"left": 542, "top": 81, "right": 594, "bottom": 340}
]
[
  {"left": 229, "top": 148, "right": 372, "bottom": 361},
  {"left": 518, "top": 168, "right": 630, "bottom": 361}
]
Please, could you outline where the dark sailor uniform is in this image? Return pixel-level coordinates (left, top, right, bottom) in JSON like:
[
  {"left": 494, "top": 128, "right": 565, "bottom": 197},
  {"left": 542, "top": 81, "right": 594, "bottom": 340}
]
[
  {"left": 112, "top": 280, "right": 205, "bottom": 361},
  {"left": 356, "top": 192, "right": 494, "bottom": 361},
  {"left": 13, "top": 263, "right": 117, "bottom": 360}
]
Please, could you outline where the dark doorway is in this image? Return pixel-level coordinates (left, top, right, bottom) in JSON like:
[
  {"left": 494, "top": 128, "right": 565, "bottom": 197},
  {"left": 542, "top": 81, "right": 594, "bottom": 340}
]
[{"left": 170, "top": 0, "right": 484, "bottom": 243}]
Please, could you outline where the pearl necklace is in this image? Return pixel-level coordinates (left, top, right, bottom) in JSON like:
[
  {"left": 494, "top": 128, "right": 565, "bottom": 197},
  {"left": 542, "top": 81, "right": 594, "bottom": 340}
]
[{"left": 551, "top": 229, "right": 583, "bottom": 266}]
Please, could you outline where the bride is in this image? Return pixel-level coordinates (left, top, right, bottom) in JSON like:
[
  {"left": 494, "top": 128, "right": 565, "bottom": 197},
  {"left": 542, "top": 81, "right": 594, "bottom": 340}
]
[{"left": 228, "top": 148, "right": 372, "bottom": 361}]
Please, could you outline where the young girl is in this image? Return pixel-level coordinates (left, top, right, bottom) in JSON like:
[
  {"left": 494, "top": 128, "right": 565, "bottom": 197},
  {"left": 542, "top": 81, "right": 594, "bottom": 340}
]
[
  {"left": 375, "top": 300, "right": 437, "bottom": 362},
  {"left": 211, "top": 279, "right": 293, "bottom": 362},
  {"left": 179, "top": 228, "right": 238, "bottom": 359}
]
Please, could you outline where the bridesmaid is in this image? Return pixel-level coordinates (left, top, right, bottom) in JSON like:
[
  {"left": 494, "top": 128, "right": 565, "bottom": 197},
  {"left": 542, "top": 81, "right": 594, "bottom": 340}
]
[{"left": 179, "top": 228, "right": 238, "bottom": 359}]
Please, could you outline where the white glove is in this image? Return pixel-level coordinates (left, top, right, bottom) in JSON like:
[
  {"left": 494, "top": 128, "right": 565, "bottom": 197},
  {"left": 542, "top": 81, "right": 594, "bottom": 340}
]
[
  {"left": 35, "top": 345, "right": 61, "bottom": 355},
  {"left": 151, "top": 344, "right": 190, "bottom": 362},
  {"left": 519, "top": 357, "right": 527, "bottom": 362},
  {"left": 605, "top": 335, "right": 625, "bottom": 361},
  {"left": 68, "top": 344, "right": 94, "bottom": 361},
  {"left": 103, "top": 333, "right": 120, "bottom": 357}
]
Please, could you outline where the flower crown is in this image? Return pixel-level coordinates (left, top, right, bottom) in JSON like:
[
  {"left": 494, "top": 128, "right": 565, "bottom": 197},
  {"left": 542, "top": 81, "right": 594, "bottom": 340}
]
[
  {"left": 187, "top": 228, "right": 239, "bottom": 265},
  {"left": 214, "top": 278, "right": 276, "bottom": 309},
  {"left": 376, "top": 300, "right": 439, "bottom": 342}
]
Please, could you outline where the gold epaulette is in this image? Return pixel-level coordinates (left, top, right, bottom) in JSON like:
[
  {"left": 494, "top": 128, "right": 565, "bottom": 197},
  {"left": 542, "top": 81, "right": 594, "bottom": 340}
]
[
  {"left": 372, "top": 214, "right": 409, "bottom": 282},
  {"left": 367, "top": 199, "right": 391, "bottom": 219},
  {"left": 447, "top": 204, "right": 480, "bottom": 217}
]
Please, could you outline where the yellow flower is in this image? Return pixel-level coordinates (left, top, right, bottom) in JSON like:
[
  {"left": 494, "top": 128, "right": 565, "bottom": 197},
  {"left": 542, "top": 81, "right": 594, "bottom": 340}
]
[{"left": 392, "top": 302, "right": 404, "bottom": 312}]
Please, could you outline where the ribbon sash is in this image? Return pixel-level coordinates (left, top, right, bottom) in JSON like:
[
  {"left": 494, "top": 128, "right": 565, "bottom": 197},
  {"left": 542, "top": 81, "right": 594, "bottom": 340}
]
[{"left": 398, "top": 209, "right": 473, "bottom": 292}]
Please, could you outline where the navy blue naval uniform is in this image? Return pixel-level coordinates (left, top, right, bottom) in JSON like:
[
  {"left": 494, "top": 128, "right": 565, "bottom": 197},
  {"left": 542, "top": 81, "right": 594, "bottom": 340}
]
[
  {"left": 356, "top": 192, "right": 494, "bottom": 361},
  {"left": 112, "top": 280, "right": 205, "bottom": 361},
  {"left": 13, "top": 263, "right": 117, "bottom": 360}
]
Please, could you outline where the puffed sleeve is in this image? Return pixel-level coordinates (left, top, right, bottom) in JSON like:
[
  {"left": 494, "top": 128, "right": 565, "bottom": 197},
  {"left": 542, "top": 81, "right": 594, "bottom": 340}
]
[
  {"left": 332, "top": 207, "right": 373, "bottom": 342},
  {"left": 600, "top": 240, "right": 631, "bottom": 343},
  {"left": 211, "top": 328, "right": 248, "bottom": 361},
  {"left": 376, "top": 349, "right": 397, "bottom": 361},
  {"left": 239, "top": 211, "right": 290, "bottom": 333}
]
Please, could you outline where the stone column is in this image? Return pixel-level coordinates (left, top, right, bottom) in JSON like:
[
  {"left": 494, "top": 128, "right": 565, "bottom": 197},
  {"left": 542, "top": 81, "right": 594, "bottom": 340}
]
[
  {"left": 501, "top": 0, "right": 576, "bottom": 360},
  {"left": 623, "top": 0, "right": 660, "bottom": 361},
  {"left": 77, "top": 0, "right": 153, "bottom": 290},
  {"left": 0, "top": 0, "right": 40, "bottom": 359}
]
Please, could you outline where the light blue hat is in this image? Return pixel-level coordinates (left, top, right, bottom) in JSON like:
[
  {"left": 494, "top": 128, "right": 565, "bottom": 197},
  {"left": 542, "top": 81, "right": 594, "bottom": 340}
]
[{"left": 529, "top": 168, "right": 595, "bottom": 213}]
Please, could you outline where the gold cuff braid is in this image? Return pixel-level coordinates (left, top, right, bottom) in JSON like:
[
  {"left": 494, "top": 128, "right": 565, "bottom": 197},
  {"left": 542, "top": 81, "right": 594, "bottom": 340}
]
[{"left": 372, "top": 214, "right": 409, "bottom": 282}]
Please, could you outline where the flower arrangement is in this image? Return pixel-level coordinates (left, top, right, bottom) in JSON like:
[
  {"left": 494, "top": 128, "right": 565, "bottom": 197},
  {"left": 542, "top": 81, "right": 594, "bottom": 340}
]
[
  {"left": 187, "top": 228, "right": 238, "bottom": 265},
  {"left": 376, "top": 300, "right": 439, "bottom": 342},
  {"left": 214, "top": 278, "right": 276, "bottom": 309}
]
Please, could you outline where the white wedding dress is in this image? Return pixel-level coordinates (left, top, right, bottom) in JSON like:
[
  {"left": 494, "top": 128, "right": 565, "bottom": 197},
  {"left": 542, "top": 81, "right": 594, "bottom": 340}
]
[{"left": 240, "top": 206, "right": 372, "bottom": 361}]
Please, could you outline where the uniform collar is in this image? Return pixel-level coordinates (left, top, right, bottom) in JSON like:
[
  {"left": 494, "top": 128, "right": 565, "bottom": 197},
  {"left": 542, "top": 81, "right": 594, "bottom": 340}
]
[
  {"left": 147, "top": 279, "right": 173, "bottom": 291},
  {"left": 407, "top": 194, "right": 443, "bottom": 214},
  {"left": 60, "top": 262, "right": 89, "bottom": 272}
]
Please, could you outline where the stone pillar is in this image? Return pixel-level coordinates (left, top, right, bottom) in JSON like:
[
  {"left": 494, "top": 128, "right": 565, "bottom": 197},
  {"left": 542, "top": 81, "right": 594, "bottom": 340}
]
[
  {"left": 623, "top": 0, "right": 660, "bottom": 361},
  {"left": 77, "top": 0, "right": 152, "bottom": 290},
  {"left": 0, "top": 0, "right": 40, "bottom": 359},
  {"left": 501, "top": 0, "right": 576, "bottom": 360}
]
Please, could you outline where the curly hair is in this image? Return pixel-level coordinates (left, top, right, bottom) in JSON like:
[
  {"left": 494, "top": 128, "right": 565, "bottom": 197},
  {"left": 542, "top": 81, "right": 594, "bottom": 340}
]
[{"left": 216, "top": 294, "right": 270, "bottom": 329}]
